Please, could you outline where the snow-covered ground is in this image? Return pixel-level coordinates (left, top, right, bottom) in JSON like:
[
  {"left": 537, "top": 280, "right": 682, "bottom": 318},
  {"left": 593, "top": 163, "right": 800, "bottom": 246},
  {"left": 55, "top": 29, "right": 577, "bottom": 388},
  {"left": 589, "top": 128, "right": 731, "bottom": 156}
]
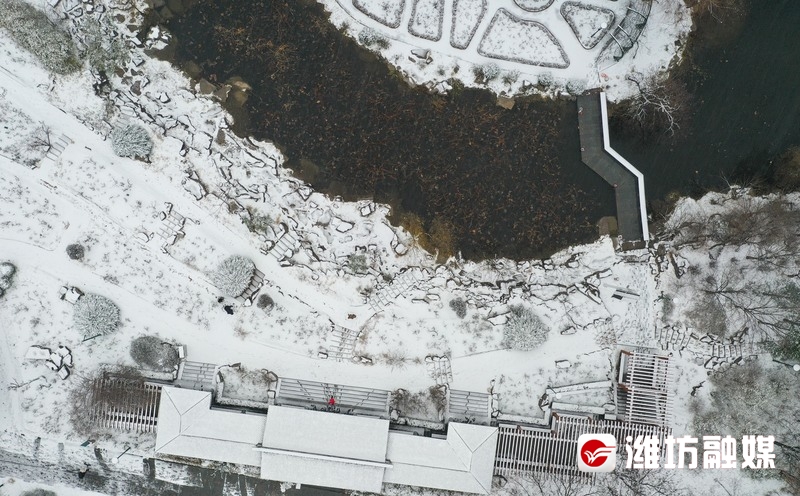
[
  {"left": 0, "top": 1, "right": 795, "bottom": 495},
  {"left": 0, "top": 478, "right": 108, "bottom": 496},
  {"left": 319, "top": 0, "right": 692, "bottom": 100}
]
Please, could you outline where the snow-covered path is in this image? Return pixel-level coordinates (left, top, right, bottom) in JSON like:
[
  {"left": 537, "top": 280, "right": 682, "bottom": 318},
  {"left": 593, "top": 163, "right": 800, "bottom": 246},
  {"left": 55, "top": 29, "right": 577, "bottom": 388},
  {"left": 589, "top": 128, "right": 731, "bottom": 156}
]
[{"left": 0, "top": 59, "right": 438, "bottom": 393}]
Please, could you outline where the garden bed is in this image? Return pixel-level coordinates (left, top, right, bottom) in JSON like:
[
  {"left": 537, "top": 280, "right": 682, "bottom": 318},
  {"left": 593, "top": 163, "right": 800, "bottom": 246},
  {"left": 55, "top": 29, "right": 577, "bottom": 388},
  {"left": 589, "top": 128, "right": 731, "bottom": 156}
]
[
  {"left": 353, "top": 0, "right": 406, "bottom": 28},
  {"left": 408, "top": 0, "right": 445, "bottom": 41},
  {"left": 560, "top": 2, "right": 615, "bottom": 50},
  {"left": 450, "top": 0, "right": 486, "bottom": 49},
  {"left": 216, "top": 366, "right": 276, "bottom": 408},
  {"left": 478, "top": 9, "right": 569, "bottom": 68}
]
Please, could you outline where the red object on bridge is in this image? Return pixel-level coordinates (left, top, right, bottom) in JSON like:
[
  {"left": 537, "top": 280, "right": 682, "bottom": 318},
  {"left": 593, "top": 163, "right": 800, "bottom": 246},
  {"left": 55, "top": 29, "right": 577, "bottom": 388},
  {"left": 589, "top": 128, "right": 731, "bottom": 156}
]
[{"left": 328, "top": 396, "right": 336, "bottom": 406}]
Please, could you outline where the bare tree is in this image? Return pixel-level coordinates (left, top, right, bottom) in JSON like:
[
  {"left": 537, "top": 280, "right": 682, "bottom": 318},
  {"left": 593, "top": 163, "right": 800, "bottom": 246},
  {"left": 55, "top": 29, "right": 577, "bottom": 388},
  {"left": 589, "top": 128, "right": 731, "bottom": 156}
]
[
  {"left": 700, "top": 271, "right": 800, "bottom": 342},
  {"left": 620, "top": 71, "right": 691, "bottom": 138},
  {"left": 30, "top": 123, "right": 52, "bottom": 153},
  {"left": 666, "top": 195, "right": 800, "bottom": 275}
]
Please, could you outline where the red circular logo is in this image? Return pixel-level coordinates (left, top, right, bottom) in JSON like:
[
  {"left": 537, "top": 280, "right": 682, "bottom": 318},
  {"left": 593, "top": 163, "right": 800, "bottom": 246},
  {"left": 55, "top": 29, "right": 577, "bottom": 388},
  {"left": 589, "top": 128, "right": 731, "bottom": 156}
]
[{"left": 579, "top": 438, "right": 613, "bottom": 467}]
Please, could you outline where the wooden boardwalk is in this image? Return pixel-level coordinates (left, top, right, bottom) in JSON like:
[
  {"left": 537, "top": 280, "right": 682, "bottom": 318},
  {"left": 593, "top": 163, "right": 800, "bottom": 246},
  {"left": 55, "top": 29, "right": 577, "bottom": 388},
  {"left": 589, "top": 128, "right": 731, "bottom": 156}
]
[{"left": 577, "top": 93, "right": 647, "bottom": 242}]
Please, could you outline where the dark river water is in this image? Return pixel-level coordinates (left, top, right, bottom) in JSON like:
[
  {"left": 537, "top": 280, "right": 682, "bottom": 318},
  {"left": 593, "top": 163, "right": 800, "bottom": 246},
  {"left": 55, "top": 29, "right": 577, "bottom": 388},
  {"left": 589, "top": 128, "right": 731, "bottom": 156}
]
[
  {"left": 161, "top": 0, "right": 800, "bottom": 261},
  {"left": 610, "top": 0, "right": 800, "bottom": 202}
]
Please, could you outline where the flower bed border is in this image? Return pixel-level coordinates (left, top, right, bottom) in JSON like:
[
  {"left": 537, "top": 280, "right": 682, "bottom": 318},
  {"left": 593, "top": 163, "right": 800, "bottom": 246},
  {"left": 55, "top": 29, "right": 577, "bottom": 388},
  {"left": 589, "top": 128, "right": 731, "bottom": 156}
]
[{"left": 477, "top": 9, "right": 569, "bottom": 69}]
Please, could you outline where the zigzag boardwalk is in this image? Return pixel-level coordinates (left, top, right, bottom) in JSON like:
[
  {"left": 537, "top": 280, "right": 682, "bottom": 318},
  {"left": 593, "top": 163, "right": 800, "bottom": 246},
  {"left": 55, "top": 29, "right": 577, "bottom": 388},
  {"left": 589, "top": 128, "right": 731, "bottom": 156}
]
[{"left": 577, "top": 93, "right": 646, "bottom": 243}]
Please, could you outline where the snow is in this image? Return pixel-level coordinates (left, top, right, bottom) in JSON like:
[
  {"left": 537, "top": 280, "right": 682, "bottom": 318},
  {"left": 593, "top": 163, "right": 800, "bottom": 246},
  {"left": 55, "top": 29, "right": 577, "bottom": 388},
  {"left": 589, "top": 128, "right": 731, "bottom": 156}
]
[
  {"left": 155, "top": 387, "right": 267, "bottom": 467},
  {"left": 0, "top": 1, "right": 794, "bottom": 494},
  {"left": 384, "top": 424, "right": 497, "bottom": 494},
  {"left": 318, "top": 0, "right": 692, "bottom": 99},
  {"left": 263, "top": 405, "right": 390, "bottom": 461},
  {"left": 0, "top": 478, "right": 109, "bottom": 496}
]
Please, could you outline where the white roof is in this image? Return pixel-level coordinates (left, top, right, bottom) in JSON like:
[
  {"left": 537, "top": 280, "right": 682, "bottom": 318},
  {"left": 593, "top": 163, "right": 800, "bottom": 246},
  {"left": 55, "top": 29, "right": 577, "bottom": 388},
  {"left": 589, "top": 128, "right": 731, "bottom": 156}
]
[
  {"left": 384, "top": 423, "right": 499, "bottom": 495},
  {"left": 155, "top": 387, "right": 267, "bottom": 467},
  {"left": 155, "top": 388, "right": 497, "bottom": 494},
  {"left": 259, "top": 406, "right": 390, "bottom": 492}
]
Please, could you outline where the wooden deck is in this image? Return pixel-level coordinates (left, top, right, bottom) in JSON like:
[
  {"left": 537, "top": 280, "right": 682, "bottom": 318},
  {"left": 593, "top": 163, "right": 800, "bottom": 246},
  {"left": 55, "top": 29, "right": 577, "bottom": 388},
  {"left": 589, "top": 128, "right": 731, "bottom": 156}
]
[{"left": 577, "top": 93, "right": 646, "bottom": 242}]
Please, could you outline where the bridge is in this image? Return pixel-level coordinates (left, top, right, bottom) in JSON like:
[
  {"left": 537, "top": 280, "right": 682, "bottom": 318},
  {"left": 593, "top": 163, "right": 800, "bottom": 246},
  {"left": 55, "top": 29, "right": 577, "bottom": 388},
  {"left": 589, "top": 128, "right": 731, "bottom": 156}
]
[{"left": 577, "top": 92, "right": 649, "bottom": 244}]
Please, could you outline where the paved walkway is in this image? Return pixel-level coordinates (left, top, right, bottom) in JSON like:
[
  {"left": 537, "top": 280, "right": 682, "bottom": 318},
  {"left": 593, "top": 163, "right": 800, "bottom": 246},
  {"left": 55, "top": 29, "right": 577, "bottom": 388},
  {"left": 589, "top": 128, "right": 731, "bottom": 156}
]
[{"left": 577, "top": 93, "right": 647, "bottom": 242}]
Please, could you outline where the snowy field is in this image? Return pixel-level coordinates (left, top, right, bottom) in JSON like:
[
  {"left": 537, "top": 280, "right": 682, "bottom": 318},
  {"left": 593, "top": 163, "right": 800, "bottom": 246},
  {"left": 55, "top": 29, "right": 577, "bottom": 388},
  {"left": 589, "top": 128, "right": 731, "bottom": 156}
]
[
  {"left": 0, "top": 1, "right": 796, "bottom": 495},
  {"left": 319, "top": 0, "right": 692, "bottom": 100}
]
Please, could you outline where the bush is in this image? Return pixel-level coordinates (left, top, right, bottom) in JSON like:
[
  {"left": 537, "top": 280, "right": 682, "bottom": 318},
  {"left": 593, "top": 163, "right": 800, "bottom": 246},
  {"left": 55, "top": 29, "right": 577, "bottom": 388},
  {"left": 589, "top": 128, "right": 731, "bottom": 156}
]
[
  {"left": 566, "top": 78, "right": 586, "bottom": 95},
  {"left": 66, "top": 243, "right": 85, "bottom": 260},
  {"left": 502, "top": 70, "right": 520, "bottom": 85},
  {"left": 449, "top": 297, "right": 467, "bottom": 318},
  {"left": 347, "top": 253, "right": 369, "bottom": 274},
  {"left": 358, "top": 27, "right": 389, "bottom": 49},
  {"left": 537, "top": 72, "right": 554, "bottom": 87},
  {"left": 243, "top": 208, "right": 272, "bottom": 234},
  {"left": 111, "top": 123, "right": 153, "bottom": 159},
  {"left": 130, "top": 335, "right": 180, "bottom": 371},
  {"left": 472, "top": 63, "right": 500, "bottom": 83},
  {"left": 502, "top": 304, "right": 549, "bottom": 350},
  {"left": 22, "top": 489, "right": 58, "bottom": 496},
  {"left": 211, "top": 255, "right": 255, "bottom": 297},
  {"left": 0, "top": 261, "right": 17, "bottom": 298},
  {"left": 0, "top": 0, "right": 80, "bottom": 74},
  {"left": 73, "top": 293, "right": 121, "bottom": 339},
  {"left": 256, "top": 293, "right": 274, "bottom": 311},
  {"left": 80, "top": 17, "right": 128, "bottom": 74}
]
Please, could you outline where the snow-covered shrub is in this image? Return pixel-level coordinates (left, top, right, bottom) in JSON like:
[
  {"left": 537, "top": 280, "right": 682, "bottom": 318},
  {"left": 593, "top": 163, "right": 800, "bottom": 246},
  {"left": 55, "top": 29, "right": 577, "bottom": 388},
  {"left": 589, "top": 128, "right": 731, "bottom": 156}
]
[
  {"left": 111, "top": 123, "right": 153, "bottom": 159},
  {"left": 449, "top": 297, "right": 467, "bottom": 318},
  {"left": 130, "top": 335, "right": 180, "bottom": 371},
  {"left": 472, "top": 62, "right": 500, "bottom": 83},
  {"left": 502, "top": 70, "right": 521, "bottom": 85},
  {"left": 243, "top": 208, "right": 272, "bottom": 234},
  {"left": 66, "top": 243, "right": 85, "bottom": 260},
  {"left": 256, "top": 293, "right": 274, "bottom": 312},
  {"left": 0, "top": 262, "right": 16, "bottom": 298},
  {"left": 347, "top": 253, "right": 369, "bottom": 274},
  {"left": 566, "top": 78, "right": 586, "bottom": 95},
  {"left": 502, "top": 304, "right": 549, "bottom": 350},
  {"left": 21, "top": 489, "right": 57, "bottom": 496},
  {"left": 0, "top": 0, "right": 79, "bottom": 74},
  {"left": 211, "top": 255, "right": 255, "bottom": 297},
  {"left": 73, "top": 293, "right": 121, "bottom": 338},
  {"left": 357, "top": 27, "right": 390, "bottom": 49},
  {"left": 80, "top": 17, "right": 129, "bottom": 74},
  {"left": 537, "top": 72, "right": 554, "bottom": 88}
]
